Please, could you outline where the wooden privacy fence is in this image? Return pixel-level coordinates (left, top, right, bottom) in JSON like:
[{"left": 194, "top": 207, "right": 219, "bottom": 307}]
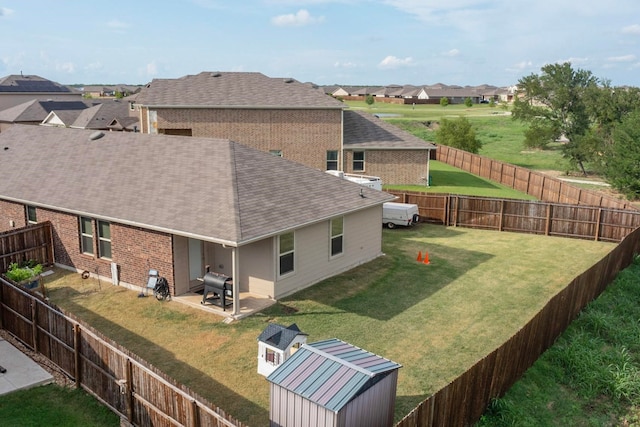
[
  {"left": 395, "top": 225, "right": 640, "bottom": 427},
  {"left": 0, "top": 280, "right": 247, "bottom": 427},
  {"left": 0, "top": 222, "right": 54, "bottom": 272},
  {"left": 436, "top": 145, "right": 638, "bottom": 211},
  {"left": 390, "top": 191, "right": 640, "bottom": 243}
]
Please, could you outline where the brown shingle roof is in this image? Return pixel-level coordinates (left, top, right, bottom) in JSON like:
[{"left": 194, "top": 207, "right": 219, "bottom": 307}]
[
  {"left": 343, "top": 110, "right": 436, "bottom": 150},
  {"left": 135, "top": 71, "right": 345, "bottom": 109},
  {"left": 0, "top": 125, "right": 393, "bottom": 245}
]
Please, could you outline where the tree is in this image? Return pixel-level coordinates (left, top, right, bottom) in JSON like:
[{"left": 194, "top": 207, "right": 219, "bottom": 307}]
[
  {"left": 440, "top": 97, "right": 449, "bottom": 107},
  {"left": 435, "top": 117, "right": 482, "bottom": 153},
  {"left": 365, "top": 94, "right": 375, "bottom": 107},
  {"left": 464, "top": 97, "right": 473, "bottom": 107},
  {"left": 604, "top": 110, "right": 640, "bottom": 199},
  {"left": 512, "top": 62, "right": 598, "bottom": 174}
]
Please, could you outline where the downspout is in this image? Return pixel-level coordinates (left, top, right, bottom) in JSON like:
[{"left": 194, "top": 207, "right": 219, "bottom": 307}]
[
  {"left": 426, "top": 149, "right": 431, "bottom": 187},
  {"left": 340, "top": 109, "right": 344, "bottom": 171}
]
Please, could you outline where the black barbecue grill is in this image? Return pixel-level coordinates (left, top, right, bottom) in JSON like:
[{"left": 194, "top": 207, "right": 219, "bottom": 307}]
[{"left": 201, "top": 272, "right": 233, "bottom": 310}]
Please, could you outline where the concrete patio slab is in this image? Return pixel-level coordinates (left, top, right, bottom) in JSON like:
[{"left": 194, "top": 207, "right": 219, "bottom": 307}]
[{"left": 0, "top": 337, "right": 53, "bottom": 396}]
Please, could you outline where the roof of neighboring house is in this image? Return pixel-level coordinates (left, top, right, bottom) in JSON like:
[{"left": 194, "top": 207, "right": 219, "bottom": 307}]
[
  {"left": 0, "top": 74, "right": 75, "bottom": 93},
  {"left": 41, "top": 109, "right": 86, "bottom": 127},
  {"left": 267, "top": 338, "right": 401, "bottom": 412},
  {"left": 257, "top": 323, "right": 307, "bottom": 350},
  {"left": 107, "top": 116, "right": 139, "bottom": 131},
  {"left": 0, "top": 100, "right": 88, "bottom": 123},
  {"left": 70, "top": 99, "right": 132, "bottom": 129},
  {"left": 343, "top": 110, "right": 436, "bottom": 150},
  {"left": 135, "top": 71, "right": 344, "bottom": 109},
  {"left": 0, "top": 125, "right": 394, "bottom": 246}
]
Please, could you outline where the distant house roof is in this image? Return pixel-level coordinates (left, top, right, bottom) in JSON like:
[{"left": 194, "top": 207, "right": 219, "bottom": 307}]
[
  {"left": 0, "top": 100, "right": 88, "bottom": 123},
  {"left": 267, "top": 338, "right": 401, "bottom": 412},
  {"left": 41, "top": 109, "right": 86, "bottom": 127},
  {"left": 107, "top": 116, "right": 139, "bottom": 131},
  {"left": 70, "top": 99, "right": 132, "bottom": 129},
  {"left": 257, "top": 323, "right": 307, "bottom": 350},
  {"left": 0, "top": 74, "right": 74, "bottom": 93},
  {"left": 0, "top": 125, "right": 393, "bottom": 246},
  {"left": 135, "top": 71, "right": 345, "bottom": 109},
  {"left": 343, "top": 110, "right": 436, "bottom": 150}
]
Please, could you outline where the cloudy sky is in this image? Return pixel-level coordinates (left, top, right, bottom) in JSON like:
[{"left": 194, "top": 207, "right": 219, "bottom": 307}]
[{"left": 1, "top": 0, "right": 639, "bottom": 87}]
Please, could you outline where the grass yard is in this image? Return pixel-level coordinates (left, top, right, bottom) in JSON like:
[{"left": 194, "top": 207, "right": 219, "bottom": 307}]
[
  {"left": 0, "top": 383, "right": 119, "bottom": 426},
  {"left": 41, "top": 224, "right": 615, "bottom": 426}
]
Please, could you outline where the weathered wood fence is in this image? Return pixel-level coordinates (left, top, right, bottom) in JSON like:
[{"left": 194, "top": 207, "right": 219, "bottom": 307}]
[
  {"left": 0, "top": 222, "right": 54, "bottom": 272},
  {"left": 390, "top": 192, "right": 640, "bottom": 243},
  {"left": 0, "top": 278, "right": 247, "bottom": 427},
  {"left": 436, "top": 145, "right": 637, "bottom": 211},
  {"left": 395, "top": 218, "right": 640, "bottom": 427}
]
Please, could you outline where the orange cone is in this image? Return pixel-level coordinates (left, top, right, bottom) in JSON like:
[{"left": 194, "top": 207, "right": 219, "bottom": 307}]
[
  {"left": 423, "top": 252, "right": 430, "bottom": 265},
  {"left": 416, "top": 251, "right": 422, "bottom": 262}
]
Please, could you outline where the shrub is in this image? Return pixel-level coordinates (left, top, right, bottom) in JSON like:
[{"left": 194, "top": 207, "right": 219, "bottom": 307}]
[{"left": 5, "top": 261, "right": 43, "bottom": 283}]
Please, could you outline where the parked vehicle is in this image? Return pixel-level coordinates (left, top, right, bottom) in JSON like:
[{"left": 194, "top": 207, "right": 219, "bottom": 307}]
[
  {"left": 382, "top": 202, "right": 420, "bottom": 228},
  {"left": 325, "top": 170, "right": 383, "bottom": 191}
]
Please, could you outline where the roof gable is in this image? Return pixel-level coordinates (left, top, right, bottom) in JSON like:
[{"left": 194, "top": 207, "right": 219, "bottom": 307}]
[
  {"left": 0, "top": 74, "right": 73, "bottom": 93},
  {"left": 343, "top": 110, "right": 436, "bottom": 150},
  {"left": 135, "top": 71, "right": 344, "bottom": 109},
  {"left": 0, "top": 126, "right": 394, "bottom": 245},
  {"left": 257, "top": 323, "right": 307, "bottom": 350}
]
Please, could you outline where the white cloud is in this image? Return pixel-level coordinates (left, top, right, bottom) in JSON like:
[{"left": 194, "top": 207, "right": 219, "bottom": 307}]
[
  {"left": 622, "top": 24, "right": 640, "bottom": 35},
  {"left": 608, "top": 54, "right": 636, "bottom": 62},
  {"left": 85, "top": 61, "right": 103, "bottom": 71},
  {"left": 443, "top": 49, "right": 460, "bottom": 57},
  {"left": 378, "top": 55, "right": 414, "bottom": 69},
  {"left": 0, "top": 7, "right": 14, "bottom": 17},
  {"left": 334, "top": 61, "right": 357, "bottom": 69},
  {"left": 56, "top": 62, "right": 75, "bottom": 73},
  {"left": 506, "top": 61, "right": 533, "bottom": 72},
  {"left": 146, "top": 61, "right": 158, "bottom": 76},
  {"left": 107, "top": 20, "right": 129, "bottom": 29},
  {"left": 271, "top": 9, "right": 324, "bottom": 27}
]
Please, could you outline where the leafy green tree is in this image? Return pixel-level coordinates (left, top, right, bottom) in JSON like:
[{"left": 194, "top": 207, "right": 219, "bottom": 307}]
[
  {"left": 604, "top": 111, "right": 640, "bottom": 199},
  {"left": 365, "top": 94, "right": 375, "bottom": 107},
  {"left": 489, "top": 99, "right": 496, "bottom": 108},
  {"left": 435, "top": 117, "right": 482, "bottom": 153},
  {"left": 464, "top": 97, "right": 473, "bottom": 107},
  {"left": 440, "top": 97, "right": 449, "bottom": 107},
  {"left": 512, "top": 62, "right": 598, "bottom": 174}
]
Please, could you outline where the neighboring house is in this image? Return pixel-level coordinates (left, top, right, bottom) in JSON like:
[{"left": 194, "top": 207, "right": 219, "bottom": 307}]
[
  {"left": 41, "top": 109, "right": 86, "bottom": 128},
  {"left": 0, "top": 74, "right": 81, "bottom": 111},
  {"left": 343, "top": 110, "right": 436, "bottom": 185},
  {"left": 134, "top": 71, "right": 433, "bottom": 185},
  {"left": 267, "top": 338, "right": 402, "bottom": 427},
  {"left": 0, "top": 125, "right": 394, "bottom": 318},
  {"left": 257, "top": 323, "right": 308, "bottom": 377},
  {"left": 0, "top": 99, "right": 88, "bottom": 132},
  {"left": 69, "top": 99, "right": 138, "bottom": 131}
]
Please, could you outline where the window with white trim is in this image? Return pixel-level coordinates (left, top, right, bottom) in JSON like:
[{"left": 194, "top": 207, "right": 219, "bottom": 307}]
[
  {"left": 26, "top": 206, "right": 37, "bottom": 224},
  {"left": 353, "top": 151, "right": 365, "bottom": 172},
  {"left": 278, "top": 232, "right": 294, "bottom": 276},
  {"left": 326, "top": 150, "right": 338, "bottom": 171},
  {"left": 80, "top": 217, "right": 94, "bottom": 255},
  {"left": 266, "top": 348, "right": 280, "bottom": 365},
  {"left": 330, "top": 217, "right": 344, "bottom": 257},
  {"left": 97, "top": 220, "right": 112, "bottom": 259}
]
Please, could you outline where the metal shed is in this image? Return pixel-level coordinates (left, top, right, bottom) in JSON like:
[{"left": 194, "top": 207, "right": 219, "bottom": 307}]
[{"left": 267, "top": 338, "right": 402, "bottom": 427}]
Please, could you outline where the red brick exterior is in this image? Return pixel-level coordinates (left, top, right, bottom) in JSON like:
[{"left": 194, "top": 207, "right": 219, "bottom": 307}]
[
  {"left": 0, "top": 199, "right": 175, "bottom": 293},
  {"left": 344, "top": 149, "right": 430, "bottom": 185},
  {"left": 142, "top": 107, "right": 343, "bottom": 171}
]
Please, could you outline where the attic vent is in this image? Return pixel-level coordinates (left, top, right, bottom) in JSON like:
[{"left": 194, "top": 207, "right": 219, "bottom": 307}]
[
  {"left": 89, "top": 131, "right": 105, "bottom": 141},
  {"left": 284, "top": 78, "right": 294, "bottom": 83},
  {"left": 211, "top": 72, "right": 222, "bottom": 77}
]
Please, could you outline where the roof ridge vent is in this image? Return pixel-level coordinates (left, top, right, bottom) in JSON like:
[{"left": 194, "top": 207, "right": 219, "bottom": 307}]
[
  {"left": 211, "top": 72, "right": 222, "bottom": 77},
  {"left": 89, "top": 131, "right": 105, "bottom": 141},
  {"left": 284, "top": 78, "right": 294, "bottom": 83}
]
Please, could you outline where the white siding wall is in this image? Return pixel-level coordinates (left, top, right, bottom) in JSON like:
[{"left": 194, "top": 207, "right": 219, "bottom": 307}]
[
  {"left": 239, "top": 238, "right": 275, "bottom": 296},
  {"left": 274, "top": 206, "right": 383, "bottom": 299},
  {"left": 172, "top": 235, "right": 190, "bottom": 295}
]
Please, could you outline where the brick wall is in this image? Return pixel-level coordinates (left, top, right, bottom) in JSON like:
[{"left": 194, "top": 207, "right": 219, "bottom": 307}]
[
  {"left": 148, "top": 107, "right": 342, "bottom": 170},
  {"left": 0, "top": 200, "right": 175, "bottom": 293},
  {"left": 344, "top": 150, "right": 430, "bottom": 185}
]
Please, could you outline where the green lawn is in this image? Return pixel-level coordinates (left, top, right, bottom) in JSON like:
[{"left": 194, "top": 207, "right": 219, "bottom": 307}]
[{"left": 42, "top": 225, "right": 615, "bottom": 426}]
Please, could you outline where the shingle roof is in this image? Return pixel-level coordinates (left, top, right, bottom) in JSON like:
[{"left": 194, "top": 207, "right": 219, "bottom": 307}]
[
  {"left": 0, "top": 100, "right": 88, "bottom": 123},
  {"left": 70, "top": 99, "right": 132, "bottom": 129},
  {"left": 0, "top": 125, "right": 394, "bottom": 246},
  {"left": 343, "top": 110, "right": 437, "bottom": 150},
  {"left": 257, "top": 323, "right": 307, "bottom": 350},
  {"left": 0, "top": 75, "right": 73, "bottom": 93},
  {"left": 267, "top": 338, "right": 401, "bottom": 412},
  {"left": 135, "top": 71, "right": 345, "bottom": 109}
]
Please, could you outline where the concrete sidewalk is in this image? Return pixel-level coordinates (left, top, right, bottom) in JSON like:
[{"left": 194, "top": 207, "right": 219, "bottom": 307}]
[{"left": 0, "top": 336, "right": 53, "bottom": 396}]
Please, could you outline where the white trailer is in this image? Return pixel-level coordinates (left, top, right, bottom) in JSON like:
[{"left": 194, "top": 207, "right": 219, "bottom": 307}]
[
  {"left": 382, "top": 202, "right": 420, "bottom": 229},
  {"left": 325, "top": 170, "right": 383, "bottom": 191}
]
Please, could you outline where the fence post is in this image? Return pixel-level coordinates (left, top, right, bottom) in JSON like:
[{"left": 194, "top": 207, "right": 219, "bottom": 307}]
[
  {"left": 545, "top": 204, "right": 552, "bottom": 236},
  {"left": 31, "top": 299, "right": 38, "bottom": 352},
  {"left": 125, "top": 358, "right": 134, "bottom": 423},
  {"left": 73, "top": 323, "right": 81, "bottom": 388},
  {"left": 595, "top": 208, "right": 603, "bottom": 242},
  {"left": 499, "top": 200, "right": 505, "bottom": 232},
  {"left": 189, "top": 399, "right": 200, "bottom": 427}
]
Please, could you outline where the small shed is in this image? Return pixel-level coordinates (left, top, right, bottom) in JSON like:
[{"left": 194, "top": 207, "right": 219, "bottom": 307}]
[
  {"left": 257, "top": 323, "right": 308, "bottom": 377},
  {"left": 267, "top": 338, "right": 402, "bottom": 427}
]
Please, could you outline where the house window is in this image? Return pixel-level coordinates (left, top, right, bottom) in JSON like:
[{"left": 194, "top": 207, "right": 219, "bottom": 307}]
[
  {"left": 330, "top": 217, "right": 344, "bottom": 257},
  {"left": 26, "top": 206, "right": 37, "bottom": 224},
  {"left": 326, "top": 150, "right": 338, "bottom": 171},
  {"left": 97, "top": 221, "right": 112, "bottom": 259},
  {"left": 269, "top": 150, "right": 283, "bottom": 157},
  {"left": 80, "top": 217, "right": 94, "bottom": 255},
  {"left": 266, "top": 348, "right": 280, "bottom": 365},
  {"left": 353, "top": 151, "right": 365, "bottom": 172},
  {"left": 278, "top": 232, "right": 294, "bottom": 276}
]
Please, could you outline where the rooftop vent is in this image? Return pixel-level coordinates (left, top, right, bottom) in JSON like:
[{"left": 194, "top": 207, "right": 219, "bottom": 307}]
[
  {"left": 284, "top": 78, "right": 294, "bottom": 84},
  {"left": 89, "top": 131, "right": 105, "bottom": 141},
  {"left": 211, "top": 72, "right": 222, "bottom": 77}
]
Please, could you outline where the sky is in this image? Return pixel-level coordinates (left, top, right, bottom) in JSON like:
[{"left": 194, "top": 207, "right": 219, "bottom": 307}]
[{"left": 1, "top": 0, "right": 639, "bottom": 88}]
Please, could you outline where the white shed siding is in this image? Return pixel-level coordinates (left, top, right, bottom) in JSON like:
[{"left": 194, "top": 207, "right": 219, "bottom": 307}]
[{"left": 274, "top": 206, "right": 383, "bottom": 299}]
